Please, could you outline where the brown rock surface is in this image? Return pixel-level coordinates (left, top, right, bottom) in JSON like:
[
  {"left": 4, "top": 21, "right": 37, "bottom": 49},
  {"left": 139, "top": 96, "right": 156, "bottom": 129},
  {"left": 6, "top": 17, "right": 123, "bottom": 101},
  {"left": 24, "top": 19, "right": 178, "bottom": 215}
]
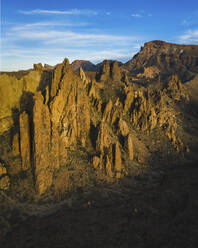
[
  {"left": 127, "top": 134, "right": 134, "bottom": 160},
  {"left": 33, "top": 92, "right": 53, "bottom": 194},
  {"left": 11, "top": 133, "right": 20, "bottom": 156},
  {"left": 19, "top": 111, "right": 31, "bottom": 171}
]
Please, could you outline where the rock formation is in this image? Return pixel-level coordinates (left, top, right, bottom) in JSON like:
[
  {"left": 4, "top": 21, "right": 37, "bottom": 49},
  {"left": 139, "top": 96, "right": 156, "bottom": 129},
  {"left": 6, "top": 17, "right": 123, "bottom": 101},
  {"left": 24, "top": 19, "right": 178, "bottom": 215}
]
[
  {"left": 33, "top": 92, "right": 53, "bottom": 194},
  {"left": 0, "top": 40, "right": 198, "bottom": 196},
  {"left": 98, "top": 60, "right": 122, "bottom": 81}
]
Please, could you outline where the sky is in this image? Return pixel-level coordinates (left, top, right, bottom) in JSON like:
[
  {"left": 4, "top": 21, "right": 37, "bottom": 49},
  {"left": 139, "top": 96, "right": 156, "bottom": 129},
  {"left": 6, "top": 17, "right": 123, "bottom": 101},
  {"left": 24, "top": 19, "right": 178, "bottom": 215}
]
[{"left": 1, "top": 0, "right": 198, "bottom": 71}]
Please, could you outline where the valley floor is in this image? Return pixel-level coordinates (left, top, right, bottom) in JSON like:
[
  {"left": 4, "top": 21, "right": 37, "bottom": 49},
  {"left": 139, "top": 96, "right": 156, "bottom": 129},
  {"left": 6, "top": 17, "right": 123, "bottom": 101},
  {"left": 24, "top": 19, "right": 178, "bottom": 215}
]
[{"left": 1, "top": 162, "right": 198, "bottom": 248}]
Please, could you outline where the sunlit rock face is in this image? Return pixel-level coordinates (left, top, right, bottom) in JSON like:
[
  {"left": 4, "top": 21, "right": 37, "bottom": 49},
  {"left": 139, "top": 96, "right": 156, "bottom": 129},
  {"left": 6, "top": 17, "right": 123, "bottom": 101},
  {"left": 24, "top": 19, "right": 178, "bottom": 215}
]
[{"left": 0, "top": 40, "right": 198, "bottom": 195}]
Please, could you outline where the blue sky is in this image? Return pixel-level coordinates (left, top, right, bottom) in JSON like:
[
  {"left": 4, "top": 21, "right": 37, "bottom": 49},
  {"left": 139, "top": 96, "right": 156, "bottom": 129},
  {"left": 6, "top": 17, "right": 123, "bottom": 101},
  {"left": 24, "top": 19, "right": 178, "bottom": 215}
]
[{"left": 1, "top": 0, "right": 198, "bottom": 71}]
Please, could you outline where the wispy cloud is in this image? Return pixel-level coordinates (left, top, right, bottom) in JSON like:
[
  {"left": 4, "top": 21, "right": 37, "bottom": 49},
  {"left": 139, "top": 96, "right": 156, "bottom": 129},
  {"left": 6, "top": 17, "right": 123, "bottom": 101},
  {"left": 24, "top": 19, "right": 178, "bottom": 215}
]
[
  {"left": 6, "top": 25, "right": 140, "bottom": 47},
  {"left": 1, "top": 10, "right": 144, "bottom": 71},
  {"left": 131, "top": 13, "right": 142, "bottom": 18},
  {"left": 44, "top": 32, "right": 139, "bottom": 45},
  {"left": 12, "top": 21, "right": 88, "bottom": 31},
  {"left": 19, "top": 8, "right": 98, "bottom": 16},
  {"left": 178, "top": 29, "right": 198, "bottom": 44}
]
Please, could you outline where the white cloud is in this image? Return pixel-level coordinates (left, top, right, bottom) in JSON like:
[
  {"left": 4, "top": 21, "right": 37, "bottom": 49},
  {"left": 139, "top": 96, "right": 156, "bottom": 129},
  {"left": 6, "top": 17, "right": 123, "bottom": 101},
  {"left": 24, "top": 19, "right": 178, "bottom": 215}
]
[
  {"left": 19, "top": 8, "right": 98, "bottom": 16},
  {"left": 178, "top": 29, "right": 198, "bottom": 44},
  {"left": 131, "top": 13, "right": 142, "bottom": 18}
]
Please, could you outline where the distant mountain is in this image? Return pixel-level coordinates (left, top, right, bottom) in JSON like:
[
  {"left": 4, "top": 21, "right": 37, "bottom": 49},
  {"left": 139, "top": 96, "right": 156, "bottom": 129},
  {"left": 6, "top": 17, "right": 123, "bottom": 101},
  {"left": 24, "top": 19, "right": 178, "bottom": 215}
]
[
  {"left": 123, "top": 40, "right": 198, "bottom": 81},
  {"left": 71, "top": 60, "right": 97, "bottom": 72},
  {"left": 71, "top": 59, "right": 123, "bottom": 72}
]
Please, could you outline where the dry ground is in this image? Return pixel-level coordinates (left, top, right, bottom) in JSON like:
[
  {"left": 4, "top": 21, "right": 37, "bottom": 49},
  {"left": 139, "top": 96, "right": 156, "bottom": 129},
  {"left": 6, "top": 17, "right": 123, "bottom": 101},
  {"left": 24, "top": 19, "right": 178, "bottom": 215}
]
[{"left": 1, "top": 161, "right": 198, "bottom": 248}]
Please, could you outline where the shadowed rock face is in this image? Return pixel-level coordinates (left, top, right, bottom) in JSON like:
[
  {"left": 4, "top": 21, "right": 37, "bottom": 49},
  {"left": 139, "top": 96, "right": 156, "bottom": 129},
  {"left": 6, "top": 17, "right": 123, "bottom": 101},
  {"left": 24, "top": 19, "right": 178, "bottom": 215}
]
[{"left": 0, "top": 41, "right": 198, "bottom": 195}]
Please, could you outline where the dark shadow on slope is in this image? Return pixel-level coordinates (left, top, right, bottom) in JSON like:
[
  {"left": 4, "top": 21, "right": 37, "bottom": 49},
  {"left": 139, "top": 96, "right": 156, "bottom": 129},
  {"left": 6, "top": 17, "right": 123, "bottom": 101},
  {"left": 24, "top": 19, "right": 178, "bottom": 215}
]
[
  {"left": 19, "top": 92, "right": 35, "bottom": 184},
  {"left": 1, "top": 161, "right": 198, "bottom": 248},
  {"left": 37, "top": 70, "right": 53, "bottom": 103},
  {"left": 89, "top": 122, "right": 99, "bottom": 150}
]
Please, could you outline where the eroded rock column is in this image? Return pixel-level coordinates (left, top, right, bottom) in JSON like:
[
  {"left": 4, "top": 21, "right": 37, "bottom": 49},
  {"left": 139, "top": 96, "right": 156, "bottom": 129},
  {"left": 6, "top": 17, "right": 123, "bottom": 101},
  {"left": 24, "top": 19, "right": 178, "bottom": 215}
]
[
  {"left": 33, "top": 92, "right": 53, "bottom": 195},
  {"left": 19, "top": 111, "right": 31, "bottom": 171}
]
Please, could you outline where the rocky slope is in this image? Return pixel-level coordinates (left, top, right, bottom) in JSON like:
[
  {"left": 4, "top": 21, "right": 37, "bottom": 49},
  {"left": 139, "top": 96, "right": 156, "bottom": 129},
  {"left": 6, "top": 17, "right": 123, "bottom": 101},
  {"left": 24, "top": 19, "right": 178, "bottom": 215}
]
[
  {"left": 124, "top": 40, "right": 198, "bottom": 81},
  {"left": 0, "top": 41, "right": 198, "bottom": 198}
]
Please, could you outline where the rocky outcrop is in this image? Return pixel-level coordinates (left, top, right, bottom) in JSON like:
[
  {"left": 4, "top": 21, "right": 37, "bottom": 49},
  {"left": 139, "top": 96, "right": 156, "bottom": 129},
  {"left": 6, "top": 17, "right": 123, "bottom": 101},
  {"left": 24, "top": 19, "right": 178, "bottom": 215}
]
[
  {"left": 98, "top": 60, "right": 122, "bottom": 81},
  {"left": 50, "top": 59, "right": 90, "bottom": 150},
  {"left": 167, "top": 75, "right": 189, "bottom": 101},
  {"left": 124, "top": 89, "right": 158, "bottom": 131},
  {"left": 31, "top": 60, "right": 91, "bottom": 193}
]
